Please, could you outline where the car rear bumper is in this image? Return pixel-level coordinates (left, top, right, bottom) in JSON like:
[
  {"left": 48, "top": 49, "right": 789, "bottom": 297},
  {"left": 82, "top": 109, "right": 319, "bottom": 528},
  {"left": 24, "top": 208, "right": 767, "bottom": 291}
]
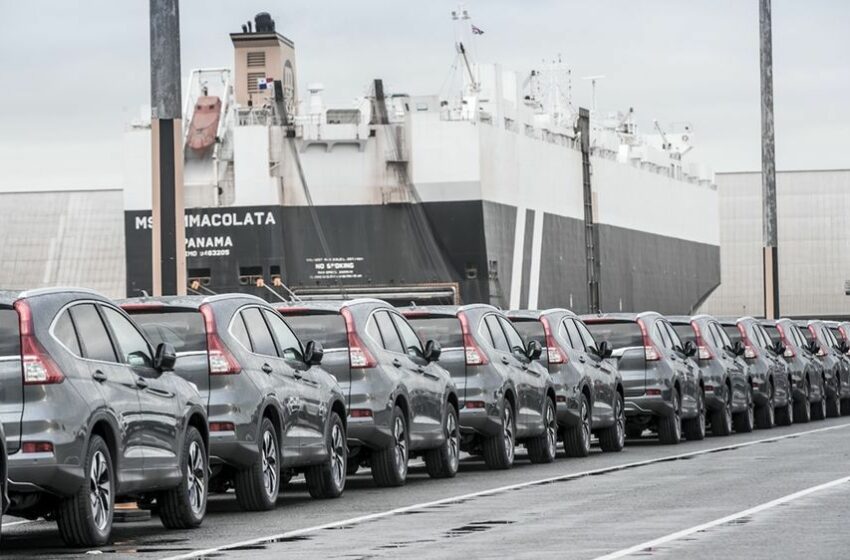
[
  {"left": 624, "top": 389, "right": 676, "bottom": 418},
  {"left": 7, "top": 452, "right": 84, "bottom": 499},
  {"left": 458, "top": 400, "right": 502, "bottom": 438}
]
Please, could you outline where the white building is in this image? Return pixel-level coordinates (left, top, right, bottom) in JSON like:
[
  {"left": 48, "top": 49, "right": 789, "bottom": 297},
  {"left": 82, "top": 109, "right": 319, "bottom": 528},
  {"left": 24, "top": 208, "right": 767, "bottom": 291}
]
[{"left": 699, "top": 169, "right": 850, "bottom": 318}]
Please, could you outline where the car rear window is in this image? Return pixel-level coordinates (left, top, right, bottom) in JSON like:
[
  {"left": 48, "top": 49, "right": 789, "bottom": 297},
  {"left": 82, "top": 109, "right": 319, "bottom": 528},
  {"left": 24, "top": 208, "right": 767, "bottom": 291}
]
[
  {"left": 0, "top": 308, "right": 20, "bottom": 357},
  {"left": 584, "top": 321, "right": 643, "bottom": 349},
  {"left": 764, "top": 325, "right": 781, "bottom": 344},
  {"left": 407, "top": 317, "right": 463, "bottom": 348},
  {"left": 671, "top": 323, "right": 696, "bottom": 345},
  {"left": 511, "top": 319, "right": 545, "bottom": 346},
  {"left": 284, "top": 314, "right": 348, "bottom": 349},
  {"left": 128, "top": 311, "right": 207, "bottom": 353},
  {"left": 722, "top": 325, "right": 743, "bottom": 344}
]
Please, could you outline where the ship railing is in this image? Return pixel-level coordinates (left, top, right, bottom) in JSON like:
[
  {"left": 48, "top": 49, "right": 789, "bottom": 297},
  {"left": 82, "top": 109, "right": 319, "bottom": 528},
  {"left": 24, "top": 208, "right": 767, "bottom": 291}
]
[{"left": 236, "top": 107, "right": 274, "bottom": 126}]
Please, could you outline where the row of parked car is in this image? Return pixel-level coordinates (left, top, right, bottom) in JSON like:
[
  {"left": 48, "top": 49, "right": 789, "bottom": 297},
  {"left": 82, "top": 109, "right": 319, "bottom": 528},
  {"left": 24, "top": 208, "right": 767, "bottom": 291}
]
[{"left": 1, "top": 287, "right": 848, "bottom": 548}]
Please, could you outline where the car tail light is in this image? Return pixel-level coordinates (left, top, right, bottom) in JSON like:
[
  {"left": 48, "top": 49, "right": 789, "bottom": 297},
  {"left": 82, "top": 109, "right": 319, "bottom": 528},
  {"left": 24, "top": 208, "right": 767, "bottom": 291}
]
[
  {"left": 646, "top": 388, "right": 662, "bottom": 396},
  {"left": 463, "top": 400, "right": 486, "bottom": 409},
  {"left": 21, "top": 441, "right": 54, "bottom": 454},
  {"left": 691, "top": 321, "right": 713, "bottom": 361},
  {"left": 737, "top": 323, "right": 757, "bottom": 359},
  {"left": 540, "top": 316, "right": 566, "bottom": 364},
  {"left": 340, "top": 308, "right": 377, "bottom": 369},
  {"left": 349, "top": 409, "right": 373, "bottom": 418},
  {"left": 807, "top": 326, "right": 826, "bottom": 356},
  {"left": 199, "top": 304, "right": 241, "bottom": 375},
  {"left": 14, "top": 300, "right": 64, "bottom": 385},
  {"left": 776, "top": 324, "right": 796, "bottom": 358},
  {"left": 637, "top": 318, "right": 660, "bottom": 361},
  {"left": 458, "top": 312, "right": 489, "bottom": 366}
]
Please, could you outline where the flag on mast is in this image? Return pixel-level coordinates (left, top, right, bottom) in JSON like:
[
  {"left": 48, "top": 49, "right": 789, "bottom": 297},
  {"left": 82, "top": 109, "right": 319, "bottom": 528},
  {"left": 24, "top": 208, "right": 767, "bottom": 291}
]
[{"left": 471, "top": 24, "right": 484, "bottom": 35}]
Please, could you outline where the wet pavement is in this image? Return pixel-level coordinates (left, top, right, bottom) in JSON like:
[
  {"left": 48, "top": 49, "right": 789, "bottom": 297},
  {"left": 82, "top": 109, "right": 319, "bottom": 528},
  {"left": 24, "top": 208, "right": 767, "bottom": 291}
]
[{"left": 3, "top": 417, "right": 850, "bottom": 559}]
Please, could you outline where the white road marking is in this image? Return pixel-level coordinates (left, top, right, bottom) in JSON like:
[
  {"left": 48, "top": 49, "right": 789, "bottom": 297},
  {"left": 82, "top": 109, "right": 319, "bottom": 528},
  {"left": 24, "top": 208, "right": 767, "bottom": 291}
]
[
  {"left": 160, "top": 421, "right": 850, "bottom": 560},
  {"left": 592, "top": 475, "right": 850, "bottom": 560}
]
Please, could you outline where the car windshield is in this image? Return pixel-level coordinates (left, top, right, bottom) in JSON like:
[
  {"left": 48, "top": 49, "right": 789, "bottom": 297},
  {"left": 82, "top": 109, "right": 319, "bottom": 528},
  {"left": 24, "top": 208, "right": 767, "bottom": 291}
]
[
  {"left": 511, "top": 319, "right": 545, "bottom": 346},
  {"left": 128, "top": 310, "right": 207, "bottom": 352},
  {"left": 407, "top": 317, "right": 463, "bottom": 348},
  {"left": 282, "top": 313, "right": 348, "bottom": 349},
  {"left": 0, "top": 308, "right": 20, "bottom": 357},
  {"left": 584, "top": 321, "right": 642, "bottom": 349}
]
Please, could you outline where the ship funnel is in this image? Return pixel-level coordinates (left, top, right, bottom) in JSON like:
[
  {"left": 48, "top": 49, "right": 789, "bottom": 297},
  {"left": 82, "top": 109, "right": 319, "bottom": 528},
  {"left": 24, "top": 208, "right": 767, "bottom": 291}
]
[{"left": 255, "top": 12, "right": 275, "bottom": 32}]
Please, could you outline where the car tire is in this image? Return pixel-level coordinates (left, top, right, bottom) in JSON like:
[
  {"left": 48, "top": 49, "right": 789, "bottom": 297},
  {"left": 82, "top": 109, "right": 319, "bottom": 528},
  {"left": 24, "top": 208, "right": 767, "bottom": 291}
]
[
  {"left": 657, "top": 389, "right": 682, "bottom": 445},
  {"left": 775, "top": 397, "right": 793, "bottom": 426},
  {"left": 826, "top": 389, "right": 841, "bottom": 418},
  {"left": 56, "top": 435, "right": 114, "bottom": 547},
  {"left": 733, "top": 385, "right": 755, "bottom": 433},
  {"left": 683, "top": 389, "right": 706, "bottom": 441},
  {"left": 371, "top": 406, "right": 409, "bottom": 486},
  {"left": 794, "top": 380, "right": 812, "bottom": 423},
  {"left": 755, "top": 382, "right": 775, "bottom": 429},
  {"left": 562, "top": 393, "right": 592, "bottom": 457},
  {"left": 599, "top": 392, "right": 626, "bottom": 452},
  {"left": 841, "top": 398, "right": 850, "bottom": 416},
  {"left": 306, "top": 412, "right": 347, "bottom": 499},
  {"left": 528, "top": 398, "right": 558, "bottom": 464},
  {"left": 425, "top": 403, "right": 461, "bottom": 478},
  {"left": 160, "top": 426, "right": 208, "bottom": 529},
  {"left": 711, "top": 386, "right": 734, "bottom": 436},
  {"left": 483, "top": 399, "right": 516, "bottom": 470},
  {"left": 234, "top": 417, "right": 280, "bottom": 511},
  {"left": 811, "top": 395, "right": 827, "bottom": 421}
]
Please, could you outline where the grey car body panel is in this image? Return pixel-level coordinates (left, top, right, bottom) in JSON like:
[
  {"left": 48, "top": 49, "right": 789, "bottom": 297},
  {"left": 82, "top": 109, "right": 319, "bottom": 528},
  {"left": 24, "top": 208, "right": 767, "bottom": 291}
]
[
  {"left": 764, "top": 319, "right": 825, "bottom": 403},
  {"left": 2, "top": 288, "right": 207, "bottom": 516},
  {"left": 582, "top": 312, "right": 702, "bottom": 424},
  {"left": 122, "top": 295, "right": 346, "bottom": 472},
  {"left": 805, "top": 320, "right": 850, "bottom": 401},
  {"left": 507, "top": 309, "right": 623, "bottom": 431},
  {"left": 829, "top": 321, "right": 850, "bottom": 399},
  {"left": 279, "top": 299, "right": 456, "bottom": 455},
  {"left": 718, "top": 317, "right": 790, "bottom": 408},
  {"left": 403, "top": 304, "right": 554, "bottom": 443},
  {"left": 667, "top": 315, "right": 751, "bottom": 414}
]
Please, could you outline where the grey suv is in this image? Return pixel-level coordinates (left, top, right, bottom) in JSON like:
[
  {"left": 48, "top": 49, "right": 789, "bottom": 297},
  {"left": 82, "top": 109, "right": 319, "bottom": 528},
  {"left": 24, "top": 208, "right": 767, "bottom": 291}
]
[
  {"left": 804, "top": 320, "right": 850, "bottom": 418},
  {"left": 403, "top": 305, "right": 558, "bottom": 469},
  {"left": 123, "top": 295, "right": 348, "bottom": 510},
  {"left": 583, "top": 313, "right": 705, "bottom": 444},
  {"left": 668, "top": 315, "right": 761, "bottom": 434},
  {"left": 1, "top": 289, "right": 208, "bottom": 547},
  {"left": 507, "top": 309, "right": 625, "bottom": 456},
  {"left": 763, "top": 319, "right": 821, "bottom": 423},
  {"left": 718, "top": 317, "right": 791, "bottom": 430},
  {"left": 827, "top": 321, "right": 850, "bottom": 415},
  {"left": 279, "top": 299, "right": 460, "bottom": 485}
]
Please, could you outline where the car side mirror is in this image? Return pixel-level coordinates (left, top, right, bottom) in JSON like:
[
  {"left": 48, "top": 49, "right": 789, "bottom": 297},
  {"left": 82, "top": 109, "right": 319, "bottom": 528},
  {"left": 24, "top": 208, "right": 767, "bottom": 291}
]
[
  {"left": 304, "top": 340, "right": 324, "bottom": 366},
  {"left": 841, "top": 341, "right": 850, "bottom": 354},
  {"left": 154, "top": 342, "right": 177, "bottom": 372},
  {"left": 730, "top": 340, "right": 745, "bottom": 357},
  {"left": 807, "top": 341, "right": 819, "bottom": 354},
  {"left": 526, "top": 339, "right": 543, "bottom": 360},
  {"left": 774, "top": 342, "right": 786, "bottom": 356},
  {"left": 682, "top": 340, "right": 697, "bottom": 357},
  {"left": 595, "top": 340, "right": 612, "bottom": 359},
  {"left": 424, "top": 339, "right": 442, "bottom": 362}
]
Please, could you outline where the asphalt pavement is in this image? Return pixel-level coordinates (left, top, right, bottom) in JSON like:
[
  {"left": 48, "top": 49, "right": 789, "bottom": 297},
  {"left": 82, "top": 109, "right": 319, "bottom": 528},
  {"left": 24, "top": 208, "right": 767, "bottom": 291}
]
[{"left": 3, "top": 417, "right": 850, "bottom": 559}]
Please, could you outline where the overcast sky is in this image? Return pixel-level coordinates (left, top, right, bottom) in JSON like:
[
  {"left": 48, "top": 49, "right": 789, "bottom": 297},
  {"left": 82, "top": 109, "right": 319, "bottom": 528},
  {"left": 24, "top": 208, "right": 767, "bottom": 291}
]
[{"left": 0, "top": 0, "right": 847, "bottom": 191}]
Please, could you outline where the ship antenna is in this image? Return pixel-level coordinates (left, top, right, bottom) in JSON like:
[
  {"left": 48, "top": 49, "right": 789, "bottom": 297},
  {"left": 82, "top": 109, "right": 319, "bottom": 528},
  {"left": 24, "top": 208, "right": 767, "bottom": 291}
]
[{"left": 582, "top": 75, "right": 606, "bottom": 113}]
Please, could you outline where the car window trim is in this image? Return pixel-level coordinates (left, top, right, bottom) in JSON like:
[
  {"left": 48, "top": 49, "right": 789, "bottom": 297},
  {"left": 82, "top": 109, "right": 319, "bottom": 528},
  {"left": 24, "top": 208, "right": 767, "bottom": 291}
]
[
  {"left": 99, "top": 304, "right": 156, "bottom": 369},
  {"left": 262, "top": 308, "right": 305, "bottom": 362},
  {"left": 228, "top": 304, "right": 285, "bottom": 359},
  {"left": 48, "top": 300, "right": 127, "bottom": 367}
]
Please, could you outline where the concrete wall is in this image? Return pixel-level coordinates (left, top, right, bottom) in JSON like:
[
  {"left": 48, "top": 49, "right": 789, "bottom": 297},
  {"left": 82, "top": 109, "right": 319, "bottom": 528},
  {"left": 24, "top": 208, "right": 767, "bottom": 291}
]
[
  {"left": 0, "top": 189, "right": 125, "bottom": 298},
  {"left": 699, "top": 169, "right": 850, "bottom": 317}
]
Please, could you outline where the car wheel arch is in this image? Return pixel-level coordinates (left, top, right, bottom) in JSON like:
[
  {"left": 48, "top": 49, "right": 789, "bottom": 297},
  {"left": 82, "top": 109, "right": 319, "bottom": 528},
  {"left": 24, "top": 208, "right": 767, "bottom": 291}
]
[
  {"left": 86, "top": 414, "right": 120, "bottom": 476},
  {"left": 259, "top": 400, "right": 285, "bottom": 448},
  {"left": 394, "top": 394, "right": 411, "bottom": 428}
]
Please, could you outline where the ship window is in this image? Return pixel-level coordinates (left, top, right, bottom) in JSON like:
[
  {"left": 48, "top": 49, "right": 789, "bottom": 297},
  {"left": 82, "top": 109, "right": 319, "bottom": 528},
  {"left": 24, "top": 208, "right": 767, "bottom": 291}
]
[
  {"left": 326, "top": 109, "right": 361, "bottom": 125},
  {"left": 247, "top": 51, "right": 266, "bottom": 67}
]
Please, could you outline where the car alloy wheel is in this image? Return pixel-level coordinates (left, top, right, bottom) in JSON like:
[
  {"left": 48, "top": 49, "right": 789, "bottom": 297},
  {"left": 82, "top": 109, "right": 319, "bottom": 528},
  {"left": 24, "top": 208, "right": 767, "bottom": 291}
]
[
  {"left": 746, "top": 386, "right": 755, "bottom": 427},
  {"left": 697, "top": 390, "right": 706, "bottom": 434},
  {"left": 544, "top": 400, "right": 558, "bottom": 458},
  {"left": 723, "top": 389, "right": 734, "bottom": 432},
  {"left": 393, "top": 415, "right": 408, "bottom": 477},
  {"left": 446, "top": 409, "right": 460, "bottom": 472},
  {"left": 261, "top": 428, "right": 278, "bottom": 500},
  {"left": 89, "top": 450, "right": 111, "bottom": 532},
  {"left": 503, "top": 404, "right": 515, "bottom": 463},
  {"left": 580, "top": 397, "right": 591, "bottom": 453},
  {"left": 614, "top": 395, "right": 625, "bottom": 448},
  {"left": 330, "top": 422, "right": 346, "bottom": 488},
  {"left": 672, "top": 390, "right": 682, "bottom": 440},
  {"left": 187, "top": 440, "right": 207, "bottom": 516}
]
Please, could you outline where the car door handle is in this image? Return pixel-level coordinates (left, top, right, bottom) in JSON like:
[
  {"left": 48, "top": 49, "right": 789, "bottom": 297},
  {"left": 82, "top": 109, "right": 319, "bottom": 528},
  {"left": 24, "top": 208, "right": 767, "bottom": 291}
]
[
  {"left": 393, "top": 358, "right": 403, "bottom": 368},
  {"left": 92, "top": 370, "right": 107, "bottom": 383},
  {"left": 501, "top": 356, "right": 510, "bottom": 365},
  {"left": 135, "top": 376, "right": 149, "bottom": 389},
  {"left": 578, "top": 356, "right": 587, "bottom": 363},
  {"left": 262, "top": 363, "right": 273, "bottom": 374},
  {"left": 417, "top": 366, "right": 426, "bottom": 374}
]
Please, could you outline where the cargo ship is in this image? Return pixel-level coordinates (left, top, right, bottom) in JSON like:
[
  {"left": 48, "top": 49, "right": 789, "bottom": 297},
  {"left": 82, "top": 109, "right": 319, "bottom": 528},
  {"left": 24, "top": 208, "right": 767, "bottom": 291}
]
[{"left": 123, "top": 10, "right": 720, "bottom": 313}]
